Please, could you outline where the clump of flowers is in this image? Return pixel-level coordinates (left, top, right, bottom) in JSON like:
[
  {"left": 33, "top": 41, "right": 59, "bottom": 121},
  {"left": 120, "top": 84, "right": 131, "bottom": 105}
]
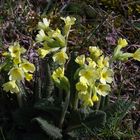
[
  {"left": 36, "top": 16, "right": 76, "bottom": 62},
  {"left": 2, "top": 42, "right": 35, "bottom": 93},
  {"left": 1, "top": 16, "right": 140, "bottom": 110},
  {"left": 75, "top": 47, "right": 113, "bottom": 107},
  {"left": 36, "top": 16, "right": 76, "bottom": 92}
]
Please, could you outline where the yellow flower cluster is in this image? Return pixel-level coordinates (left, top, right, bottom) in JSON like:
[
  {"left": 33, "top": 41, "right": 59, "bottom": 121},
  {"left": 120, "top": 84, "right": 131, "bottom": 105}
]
[
  {"left": 2, "top": 42, "right": 35, "bottom": 94},
  {"left": 52, "top": 67, "right": 70, "bottom": 92},
  {"left": 113, "top": 38, "right": 140, "bottom": 61},
  {"left": 36, "top": 16, "right": 76, "bottom": 66},
  {"left": 36, "top": 16, "right": 76, "bottom": 91},
  {"left": 75, "top": 46, "right": 113, "bottom": 107}
]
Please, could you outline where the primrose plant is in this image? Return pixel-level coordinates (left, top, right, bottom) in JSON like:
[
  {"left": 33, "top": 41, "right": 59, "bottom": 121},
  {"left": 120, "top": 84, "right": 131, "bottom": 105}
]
[
  {"left": 34, "top": 16, "right": 140, "bottom": 110},
  {"left": 2, "top": 42, "right": 35, "bottom": 94},
  {"left": 2, "top": 16, "right": 140, "bottom": 110},
  {"left": 1, "top": 16, "right": 140, "bottom": 138}
]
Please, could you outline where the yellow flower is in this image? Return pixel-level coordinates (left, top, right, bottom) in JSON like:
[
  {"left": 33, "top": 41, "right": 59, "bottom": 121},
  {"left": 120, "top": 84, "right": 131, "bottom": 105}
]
[
  {"left": 51, "top": 28, "right": 66, "bottom": 47},
  {"left": 53, "top": 51, "right": 68, "bottom": 65},
  {"left": 38, "top": 18, "right": 50, "bottom": 30},
  {"left": 103, "top": 57, "right": 109, "bottom": 67},
  {"left": 37, "top": 48, "right": 49, "bottom": 58},
  {"left": 25, "top": 73, "right": 33, "bottom": 81},
  {"left": 9, "top": 67, "right": 24, "bottom": 81},
  {"left": 61, "top": 16, "right": 76, "bottom": 26},
  {"left": 96, "top": 84, "right": 111, "bottom": 96},
  {"left": 114, "top": 38, "right": 128, "bottom": 60},
  {"left": 86, "top": 57, "right": 96, "bottom": 68},
  {"left": 92, "top": 94, "right": 99, "bottom": 102},
  {"left": 78, "top": 92, "right": 93, "bottom": 106},
  {"left": 13, "top": 57, "right": 21, "bottom": 65},
  {"left": 79, "top": 67, "right": 94, "bottom": 79},
  {"left": 97, "top": 56, "right": 109, "bottom": 68},
  {"left": 76, "top": 81, "right": 88, "bottom": 92},
  {"left": 2, "top": 80, "right": 19, "bottom": 93},
  {"left": 20, "top": 61, "right": 35, "bottom": 73},
  {"left": 37, "top": 41, "right": 60, "bottom": 58},
  {"left": 75, "top": 55, "right": 85, "bottom": 65},
  {"left": 117, "top": 38, "right": 128, "bottom": 48},
  {"left": 89, "top": 46, "right": 102, "bottom": 59},
  {"left": 61, "top": 16, "right": 76, "bottom": 35},
  {"left": 83, "top": 96, "right": 93, "bottom": 107},
  {"left": 79, "top": 67, "right": 98, "bottom": 83},
  {"left": 133, "top": 48, "right": 140, "bottom": 61},
  {"left": 100, "top": 68, "right": 113, "bottom": 84},
  {"left": 52, "top": 67, "right": 70, "bottom": 91},
  {"left": 9, "top": 42, "right": 26, "bottom": 58},
  {"left": 2, "top": 52, "right": 9, "bottom": 56},
  {"left": 52, "top": 67, "right": 64, "bottom": 81},
  {"left": 36, "top": 29, "right": 47, "bottom": 42}
]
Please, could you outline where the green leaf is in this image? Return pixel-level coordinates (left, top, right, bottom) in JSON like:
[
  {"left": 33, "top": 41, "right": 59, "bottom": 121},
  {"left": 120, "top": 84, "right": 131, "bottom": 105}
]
[
  {"left": 67, "top": 110, "right": 106, "bottom": 138},
  {"left": 34, "top": 98, "right": 61, "bottom": 124},
  {"left": 12, "top": 107, "right": 36, "bottom": 128},
  {"left": 60, "top": 76, "right": 70, "bottom": 92},
  {"left": 33, "top": 117, "right": 62, "bottom": 139},
  {"left": 101, "top": 99, "right": 134, "bottom": 139},
  {"left": 0, "top": 57, "right": 13, "bottom": 72},
  {"left": 46, "top": 37, "right": 62, "bottom": 48},
  {"left": 133, "top": 22, "right": 140, "bottom": 30},
  {"left": 66, "top": 52, "right": 79, "bottom": 108},
  {"left": 34, "top": 98, "right": 60, "bottom": 112},
  {"left": 104, "top": 99, "right": 133, "bottom": 119}
]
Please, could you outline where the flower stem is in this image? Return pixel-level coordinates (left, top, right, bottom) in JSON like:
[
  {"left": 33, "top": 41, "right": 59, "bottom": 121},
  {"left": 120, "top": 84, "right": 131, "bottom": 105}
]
[
  {"left": 0, "top": 127, "right": 6, "bottom": 140},
  {"left": 73, "top": 92, "right": 78, "bottom": 110},
  {"left": 59, "top": 90, "right": 70, "bottom": 128}
]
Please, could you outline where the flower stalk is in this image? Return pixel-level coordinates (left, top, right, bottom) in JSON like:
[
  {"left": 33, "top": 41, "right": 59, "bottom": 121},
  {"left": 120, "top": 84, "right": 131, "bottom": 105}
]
[{"left": 59, "top": 90, "right": 70, "bottom": 128}]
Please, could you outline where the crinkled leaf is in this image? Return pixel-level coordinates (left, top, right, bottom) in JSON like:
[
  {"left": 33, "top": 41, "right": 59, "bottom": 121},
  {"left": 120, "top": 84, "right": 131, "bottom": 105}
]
[
  {"left": 33, "top": 117, "right": 62, "bottom": 139},
  {"left": 67, "top": 110, "right": 106, "bottom": 138}
]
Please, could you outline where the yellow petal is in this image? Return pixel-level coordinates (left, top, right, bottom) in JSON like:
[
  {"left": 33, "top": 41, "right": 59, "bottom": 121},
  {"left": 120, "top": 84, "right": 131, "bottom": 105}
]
[
  {"left": 37, "top": 48, "right": 50, "bottom": 58},
  {"left": 92, "top": 94, "right": 99, "bottom": 102},
  {"left": 96, "top": 84, "right": 111, "bottom": 96},
  {"left": 53, "top": 51, "right": 68, "bottom": 65},
  {"left": 117, "top": 38, "right": 128, "bottom": 48},
  {"left": 76, "top": 81, "right": 88, "bottom": 91},
  {"left": 133, "top": 48, "right": 140, "bottom": 61},
  {"left": 9, "top": 67, "right": 24, "bottom": 81},
  {"left": 75, "top": 55, "right": 85, "bottom": 65},
  {"left": 25, "top": 73, "right": 33, "bottom": 81},
  {"left": 2, "top": 80, "right": 19, "bottom": 93},
  {"left": 20, "top": 62, "right": 35, "bottom": 73}
]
